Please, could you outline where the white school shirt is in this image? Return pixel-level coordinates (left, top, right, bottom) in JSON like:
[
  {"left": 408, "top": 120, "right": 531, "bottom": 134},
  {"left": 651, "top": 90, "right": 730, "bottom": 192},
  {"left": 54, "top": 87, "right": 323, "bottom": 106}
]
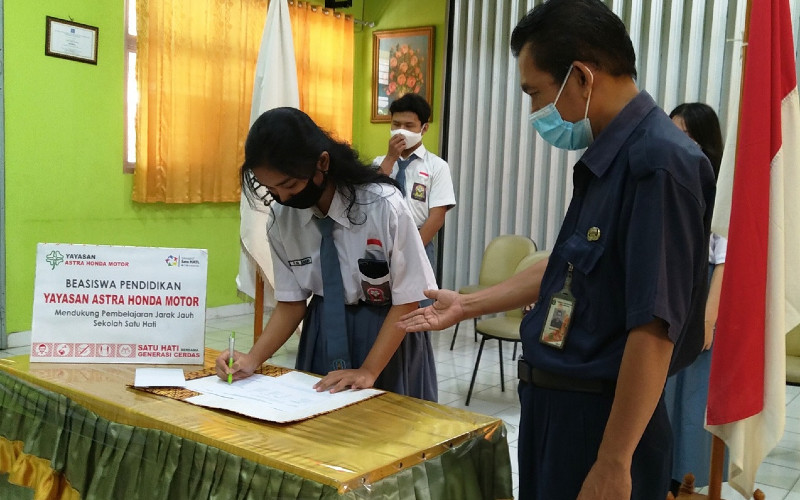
[
  {"left": 267, "top": 183, "right": 437, "bottom": 305},
  {"left": 709, "top": 232, "right": 727, "bottom": 265},
  {"left": 373, "top": 144, "right": 456, "bottom": 228}
]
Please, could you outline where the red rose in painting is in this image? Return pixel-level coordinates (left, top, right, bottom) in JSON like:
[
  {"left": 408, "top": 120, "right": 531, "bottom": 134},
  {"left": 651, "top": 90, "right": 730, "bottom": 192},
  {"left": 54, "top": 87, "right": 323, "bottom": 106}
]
[{"left": 384, "top": 41, "right": 425, "bottom": 101}]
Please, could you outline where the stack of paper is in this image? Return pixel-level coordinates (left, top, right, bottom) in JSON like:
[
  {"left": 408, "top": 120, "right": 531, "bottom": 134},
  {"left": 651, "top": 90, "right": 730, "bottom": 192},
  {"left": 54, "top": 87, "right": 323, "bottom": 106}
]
[
  {"left": 183, "top": 372, "right": 383, "bottom": 423},
  {"left": 134, "top": 368, "right": 187, "bottom": 388}
]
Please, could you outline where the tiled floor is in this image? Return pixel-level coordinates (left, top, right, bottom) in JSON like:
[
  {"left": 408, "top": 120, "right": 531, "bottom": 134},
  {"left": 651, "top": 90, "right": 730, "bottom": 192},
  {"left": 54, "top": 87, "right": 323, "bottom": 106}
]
[{"left": 4, "top": 306, "right": 800, "bottom": 499}]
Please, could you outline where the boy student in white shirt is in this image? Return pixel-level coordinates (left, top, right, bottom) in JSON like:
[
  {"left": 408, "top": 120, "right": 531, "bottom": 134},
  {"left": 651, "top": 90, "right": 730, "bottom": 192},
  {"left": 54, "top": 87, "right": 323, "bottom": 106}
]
[{"left": 373, "top": 93, "right": 456, "bottom": 271}]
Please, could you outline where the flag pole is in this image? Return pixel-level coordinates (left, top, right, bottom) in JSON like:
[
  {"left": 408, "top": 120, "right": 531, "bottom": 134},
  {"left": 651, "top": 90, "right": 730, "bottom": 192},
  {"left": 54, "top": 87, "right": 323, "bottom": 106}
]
[
  {"left": 707, "top": 435, "right": 725, "bottom": 500},
  {"left": 706, "top": 0, "right": 751, "bottom": 499}
]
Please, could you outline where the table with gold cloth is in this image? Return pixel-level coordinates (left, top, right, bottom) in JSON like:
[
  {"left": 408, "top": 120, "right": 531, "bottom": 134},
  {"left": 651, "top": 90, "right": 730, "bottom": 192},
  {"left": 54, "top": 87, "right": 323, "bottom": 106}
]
[{"left": 0, "top": 349, "right": 512, "bottom": 499}]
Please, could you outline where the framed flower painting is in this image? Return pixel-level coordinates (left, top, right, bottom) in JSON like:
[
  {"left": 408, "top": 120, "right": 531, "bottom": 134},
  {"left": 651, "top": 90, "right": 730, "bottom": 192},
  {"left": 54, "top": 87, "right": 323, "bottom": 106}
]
[{"left": 371, "top": 26, "right": 434, "bottom": 123}]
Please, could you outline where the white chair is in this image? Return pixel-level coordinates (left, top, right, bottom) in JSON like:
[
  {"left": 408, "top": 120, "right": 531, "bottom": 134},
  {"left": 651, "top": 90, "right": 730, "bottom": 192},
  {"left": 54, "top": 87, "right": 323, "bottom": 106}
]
[
  {"left": 465, "top": 251, "right": 549, "bottom": 405},
  {"left": 450, "top": 235, "right": 537, "bottom": 350}
]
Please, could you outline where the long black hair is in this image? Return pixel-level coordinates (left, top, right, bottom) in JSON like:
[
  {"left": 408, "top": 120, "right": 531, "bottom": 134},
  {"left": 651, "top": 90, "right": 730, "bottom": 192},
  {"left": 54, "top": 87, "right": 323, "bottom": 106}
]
[
  {"left": 670, "top": 103, "right": 724, "bottom": 179},
  {"left": 241, "top": 107, "right": 399, "bottom": 223}
]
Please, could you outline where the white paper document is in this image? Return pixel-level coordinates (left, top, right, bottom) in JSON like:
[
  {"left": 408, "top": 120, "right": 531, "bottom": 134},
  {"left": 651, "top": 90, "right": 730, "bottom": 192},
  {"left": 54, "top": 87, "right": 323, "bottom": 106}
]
[
  {"left": 134, "top": 368, "right": 186, "bottom": 388},
  {"left": 183, "top": 372, "right": 384, "bottom": 423}
]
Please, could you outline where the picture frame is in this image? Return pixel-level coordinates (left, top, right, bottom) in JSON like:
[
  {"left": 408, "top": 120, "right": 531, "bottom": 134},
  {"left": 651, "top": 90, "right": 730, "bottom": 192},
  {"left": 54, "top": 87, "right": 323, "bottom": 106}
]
[
  {"left": 371, "top": 26, "right": 434, "bottom": 123},
  {"left": 45, "top": 16, "right": 99, "bottom": 65}
]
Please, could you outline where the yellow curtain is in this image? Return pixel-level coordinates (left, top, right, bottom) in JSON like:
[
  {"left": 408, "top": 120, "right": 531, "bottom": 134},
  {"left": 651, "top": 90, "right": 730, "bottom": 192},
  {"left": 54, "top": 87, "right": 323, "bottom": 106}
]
[
  {"left": 133, "top": 0, "right": 354, "bottom": 203},
  {"left": 133, "top": 0, "right": 268, "bottom": 203},
  {"left": 289, "top": 1, "right": 354, "bottom": 143}
]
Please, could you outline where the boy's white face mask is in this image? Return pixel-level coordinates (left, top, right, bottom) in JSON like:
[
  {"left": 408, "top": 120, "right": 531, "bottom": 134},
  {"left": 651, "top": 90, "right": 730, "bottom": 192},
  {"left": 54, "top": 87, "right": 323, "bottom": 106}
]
[{"left": 390, "top": 128, "right": 423, "bottom": 148}]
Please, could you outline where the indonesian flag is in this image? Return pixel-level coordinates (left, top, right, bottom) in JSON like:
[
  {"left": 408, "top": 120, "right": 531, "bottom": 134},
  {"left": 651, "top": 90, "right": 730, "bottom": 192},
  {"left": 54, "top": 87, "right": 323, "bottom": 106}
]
[
  {"left": 236, "top": 0, "right": 300, "bottom": 304},
  {"left": 706, "top": 0, "right": 800, "bottom": 496}
]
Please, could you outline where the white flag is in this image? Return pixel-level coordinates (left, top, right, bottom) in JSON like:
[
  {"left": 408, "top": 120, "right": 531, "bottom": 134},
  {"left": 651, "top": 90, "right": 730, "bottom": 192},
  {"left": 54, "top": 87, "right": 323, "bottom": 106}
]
[{"left": 237, "top": 0, "right": 300, "bottom": 304}]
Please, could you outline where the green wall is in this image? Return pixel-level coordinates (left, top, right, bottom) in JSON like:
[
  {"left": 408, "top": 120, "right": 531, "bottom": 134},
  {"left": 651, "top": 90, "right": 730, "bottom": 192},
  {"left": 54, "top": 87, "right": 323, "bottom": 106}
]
[
  {"left": 3, "top": 0, "right": 448, "bottom": 334},
  {"left": 349, "top": 0, "right": 449, "bottom": 161},
  {"left": 3, "top": 0, "right": 243, "bottom": 333}
]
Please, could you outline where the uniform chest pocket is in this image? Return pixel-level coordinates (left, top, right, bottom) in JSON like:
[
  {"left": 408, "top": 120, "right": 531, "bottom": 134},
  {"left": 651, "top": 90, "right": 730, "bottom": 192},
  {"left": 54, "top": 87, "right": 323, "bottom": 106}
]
[
  {"left": 553, "top": 232, "right": 604, "bottom": 330},
  {"left": 358, "top": 258, "right": 392, "bottom": 306},
  {"left": 559, "top": 232, "right": 604, "bottom": 276}
]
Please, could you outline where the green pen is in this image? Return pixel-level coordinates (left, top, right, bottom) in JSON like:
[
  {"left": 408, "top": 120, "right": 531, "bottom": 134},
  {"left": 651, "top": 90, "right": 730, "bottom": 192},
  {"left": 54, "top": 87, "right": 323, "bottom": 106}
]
[{"left": 228, "top": 331, "right": 235, "bottom": 384}]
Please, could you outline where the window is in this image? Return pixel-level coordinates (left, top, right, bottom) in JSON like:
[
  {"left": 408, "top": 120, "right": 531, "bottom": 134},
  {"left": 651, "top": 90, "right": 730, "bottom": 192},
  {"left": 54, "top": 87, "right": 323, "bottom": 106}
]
[
  {"left": 127, "top": 0, "right": 268, "bottom": 202},
  {"left": 123, "top": 0, "right": 138, "bottom": 173},
  {"left": 123, "top": 0, "right": 354, "bottom": 202}
]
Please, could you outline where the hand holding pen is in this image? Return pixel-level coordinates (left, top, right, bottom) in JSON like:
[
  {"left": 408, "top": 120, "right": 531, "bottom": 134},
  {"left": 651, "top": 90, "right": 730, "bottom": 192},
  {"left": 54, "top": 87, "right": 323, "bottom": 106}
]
[
  {"left": 215, "top": 332, "right": 256, "bottom": 382},
  {"left": 228, "top": 332, "right": 235, "bottom": 384}
]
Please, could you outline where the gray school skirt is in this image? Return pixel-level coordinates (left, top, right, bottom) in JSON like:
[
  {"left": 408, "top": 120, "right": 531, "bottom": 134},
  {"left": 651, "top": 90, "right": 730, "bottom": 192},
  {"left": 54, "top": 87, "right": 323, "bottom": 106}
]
[{"left": 295, "top": 295, "right": 438, "bottom": 402}]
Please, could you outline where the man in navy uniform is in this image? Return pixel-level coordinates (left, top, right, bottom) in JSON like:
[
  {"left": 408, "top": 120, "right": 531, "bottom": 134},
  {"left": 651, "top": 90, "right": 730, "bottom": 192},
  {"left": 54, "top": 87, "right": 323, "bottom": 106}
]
[{"left": 399, "top": 1, "right": 715, "bottom": 498}]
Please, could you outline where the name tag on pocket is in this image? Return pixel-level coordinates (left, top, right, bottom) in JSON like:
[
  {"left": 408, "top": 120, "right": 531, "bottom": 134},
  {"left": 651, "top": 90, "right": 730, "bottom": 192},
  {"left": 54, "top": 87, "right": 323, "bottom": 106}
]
[
  {"left": 540, "top": 293, "right": 574, "bottom": 349},
  {"left": 540, "top": 263, "right": 576, "bottom": 350}
]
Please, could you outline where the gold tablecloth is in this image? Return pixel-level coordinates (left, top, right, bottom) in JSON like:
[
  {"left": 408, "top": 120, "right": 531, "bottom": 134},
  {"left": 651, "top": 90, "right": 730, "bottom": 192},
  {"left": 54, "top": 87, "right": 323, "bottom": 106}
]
[{"left": 0, "top": 348, "right": 512, "bottom": 499}]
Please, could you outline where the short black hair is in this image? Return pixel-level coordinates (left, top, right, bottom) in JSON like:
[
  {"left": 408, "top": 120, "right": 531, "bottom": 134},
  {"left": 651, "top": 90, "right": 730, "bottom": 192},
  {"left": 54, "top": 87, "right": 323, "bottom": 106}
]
[
  {"left": 670, "top": 103, "right": 724, "bottom": 179},
  {"left": 388, "top": 93, "right": 431, "bottom": 124},
  {"left": 510, "top": 0, "right": 637, "bottom": 83}
]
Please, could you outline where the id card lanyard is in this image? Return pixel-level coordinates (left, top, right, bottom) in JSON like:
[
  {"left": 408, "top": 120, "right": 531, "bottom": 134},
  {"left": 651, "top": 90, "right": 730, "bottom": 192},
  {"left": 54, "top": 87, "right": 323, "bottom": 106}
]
[{"left": 540, "top": 263, "right": 576, "bottom": 350}]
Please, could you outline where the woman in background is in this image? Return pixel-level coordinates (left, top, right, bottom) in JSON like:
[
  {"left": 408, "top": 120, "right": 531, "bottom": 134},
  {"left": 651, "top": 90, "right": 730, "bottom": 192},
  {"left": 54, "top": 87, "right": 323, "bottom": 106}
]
[
  {"left": 665, "top": 102, "right": 726, "bottom": 494},
  {"left": 216, "top": 107, "right": 438, "bottom": 401}
]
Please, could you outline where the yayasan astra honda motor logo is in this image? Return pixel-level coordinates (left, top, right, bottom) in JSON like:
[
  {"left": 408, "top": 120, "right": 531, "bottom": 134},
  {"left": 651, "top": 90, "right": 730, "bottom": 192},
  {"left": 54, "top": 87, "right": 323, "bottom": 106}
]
[{"left": 46, "top": 250, "right": 65, "bottom": 270}]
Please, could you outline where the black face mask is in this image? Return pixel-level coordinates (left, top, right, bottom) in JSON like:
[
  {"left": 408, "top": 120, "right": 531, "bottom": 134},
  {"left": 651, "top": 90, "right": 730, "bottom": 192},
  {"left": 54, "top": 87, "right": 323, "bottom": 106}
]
[{"left": 272, "top": 173, "right": 327, "bottom": 209}]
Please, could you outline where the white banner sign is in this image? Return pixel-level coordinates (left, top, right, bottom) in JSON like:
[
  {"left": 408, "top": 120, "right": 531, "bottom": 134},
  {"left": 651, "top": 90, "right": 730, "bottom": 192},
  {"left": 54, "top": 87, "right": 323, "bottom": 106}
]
[{"left": 31, "top": 243, "right": 208, "bottom": 364}]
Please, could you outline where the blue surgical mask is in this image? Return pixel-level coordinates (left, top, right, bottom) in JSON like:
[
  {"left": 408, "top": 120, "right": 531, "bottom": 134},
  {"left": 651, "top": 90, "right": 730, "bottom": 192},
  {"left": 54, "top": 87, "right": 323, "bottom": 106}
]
[{"left": 529, "top": 65, "right": 594, "bottom": 150}]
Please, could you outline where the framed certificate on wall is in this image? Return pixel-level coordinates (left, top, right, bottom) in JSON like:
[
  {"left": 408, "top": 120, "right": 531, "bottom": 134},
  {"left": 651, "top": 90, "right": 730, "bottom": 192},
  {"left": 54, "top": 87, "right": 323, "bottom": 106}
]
[{"left": 45, "top": 16, "right": 99, "bottom": 65}]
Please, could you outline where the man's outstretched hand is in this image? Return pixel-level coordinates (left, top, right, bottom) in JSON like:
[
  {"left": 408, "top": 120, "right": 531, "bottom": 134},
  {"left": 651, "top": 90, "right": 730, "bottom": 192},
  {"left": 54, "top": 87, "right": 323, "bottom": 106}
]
[{"left": 398, "top": 289, "right": 467, "bottom": 332}]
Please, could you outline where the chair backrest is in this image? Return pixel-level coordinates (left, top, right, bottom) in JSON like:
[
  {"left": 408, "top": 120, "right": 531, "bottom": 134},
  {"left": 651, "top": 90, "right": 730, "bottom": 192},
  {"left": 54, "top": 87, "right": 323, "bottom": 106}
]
[
  {"left": 506, "top": 250, "right": 550, "bottom": 319},
  {"left": 788, "top": 324, "right": 800, "bottom": 357},
  {"left": 788, "top": 324, "right": 800, "bottom": 385},
  {"left": 477, "top": 235, "right": 537, "bottom": 287}
]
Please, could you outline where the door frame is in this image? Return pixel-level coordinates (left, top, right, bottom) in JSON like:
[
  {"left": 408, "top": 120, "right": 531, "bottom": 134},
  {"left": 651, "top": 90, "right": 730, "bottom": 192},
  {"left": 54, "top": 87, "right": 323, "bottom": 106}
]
[{"left": 0, "top": 0, "right": 7, "bottom": 348}]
